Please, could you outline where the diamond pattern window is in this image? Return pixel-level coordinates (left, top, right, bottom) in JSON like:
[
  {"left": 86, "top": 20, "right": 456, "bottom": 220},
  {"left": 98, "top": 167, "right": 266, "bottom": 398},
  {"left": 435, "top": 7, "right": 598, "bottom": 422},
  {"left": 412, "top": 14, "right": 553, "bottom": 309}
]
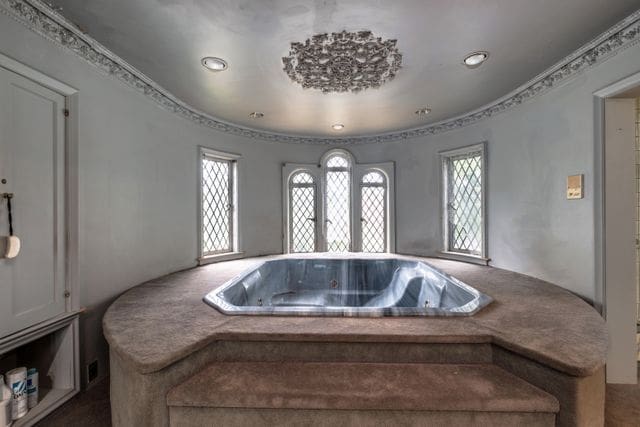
[
  {"left": 325, "top": 154, "right": 351, "bottom": 252},
  {"left": 201, "top": 153, "right": 235, "bottom": 256},
  {"left": 441, "top": 145, "right": 485, "bottom": 257},
  {"left": 289, "top": 172, "right": 316, "bottom": 252},
  {"left": 361, "top": 171, "right": 387, "bottom": 252}
]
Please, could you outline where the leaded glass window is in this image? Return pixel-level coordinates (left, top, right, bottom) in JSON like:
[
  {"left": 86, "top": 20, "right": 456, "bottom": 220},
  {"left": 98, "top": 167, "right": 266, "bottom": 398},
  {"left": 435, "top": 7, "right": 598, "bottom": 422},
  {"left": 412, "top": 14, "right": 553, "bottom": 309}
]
[
  {"left": 361, "top": 171, "right": 387, "bottom": 252},
  {"left": 202, "top": 155, "right": 234, "bottom": 255},
  {"left": 325, "top": 154, "right": 351, "bottom": 252},
  {"left": 289, "top": 171, "right": 316, "bottom": 252},
  {"left": 442, "top": 145, "right": 485, "bottom": 256}
]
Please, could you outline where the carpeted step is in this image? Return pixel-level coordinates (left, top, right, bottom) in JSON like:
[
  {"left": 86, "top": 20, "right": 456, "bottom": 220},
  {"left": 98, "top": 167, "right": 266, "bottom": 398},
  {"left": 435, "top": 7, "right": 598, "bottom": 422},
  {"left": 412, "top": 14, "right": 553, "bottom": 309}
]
[{"left": 167, "top": 362, "right": 559, "bottom": 426}]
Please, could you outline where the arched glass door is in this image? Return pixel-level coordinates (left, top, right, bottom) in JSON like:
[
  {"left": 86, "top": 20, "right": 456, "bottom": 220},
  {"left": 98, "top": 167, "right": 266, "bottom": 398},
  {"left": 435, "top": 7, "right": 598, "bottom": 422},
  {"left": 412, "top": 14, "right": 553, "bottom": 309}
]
[
  {"left": 324, "top": 153, "right": 351, "bottom": 252},
  {"left": 360, "top": 171, "right": 387, "bottom": 253}
]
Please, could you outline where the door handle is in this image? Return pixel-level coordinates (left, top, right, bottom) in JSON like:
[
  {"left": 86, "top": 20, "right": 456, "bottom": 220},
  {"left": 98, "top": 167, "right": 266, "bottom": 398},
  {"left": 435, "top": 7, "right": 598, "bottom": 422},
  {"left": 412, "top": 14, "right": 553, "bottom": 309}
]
[{"left": 306, "top": 217, "right": 317, "bottom": 222}]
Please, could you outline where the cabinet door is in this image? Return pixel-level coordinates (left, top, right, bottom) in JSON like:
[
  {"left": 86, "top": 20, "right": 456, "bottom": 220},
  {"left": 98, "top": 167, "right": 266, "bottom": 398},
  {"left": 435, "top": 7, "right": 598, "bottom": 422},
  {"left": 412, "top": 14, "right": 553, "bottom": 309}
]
[{"left": 0, "top": 66, "right": 66, "bottom": 337}]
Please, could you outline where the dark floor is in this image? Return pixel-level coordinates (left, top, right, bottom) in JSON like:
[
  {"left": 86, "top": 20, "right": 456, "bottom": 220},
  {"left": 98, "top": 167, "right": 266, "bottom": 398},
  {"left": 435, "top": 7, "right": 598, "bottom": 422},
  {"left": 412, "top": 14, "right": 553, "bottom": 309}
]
[
  {"left": 34, "top": 378, "right": 111, "bottom": 427},
  {"left": 35, "top": 369, "right": 640, "bottom": 427}
]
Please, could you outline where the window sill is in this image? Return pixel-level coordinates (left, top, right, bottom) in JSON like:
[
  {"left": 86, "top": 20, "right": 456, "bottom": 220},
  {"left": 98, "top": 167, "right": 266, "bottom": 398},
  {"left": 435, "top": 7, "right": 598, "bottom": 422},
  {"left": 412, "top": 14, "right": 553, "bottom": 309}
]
[
  {"left": 435, "top": 251, "right": 490, "bottom": 266},
  {"left": 198, "top": 251, "right": 245, "bottom": 266}
]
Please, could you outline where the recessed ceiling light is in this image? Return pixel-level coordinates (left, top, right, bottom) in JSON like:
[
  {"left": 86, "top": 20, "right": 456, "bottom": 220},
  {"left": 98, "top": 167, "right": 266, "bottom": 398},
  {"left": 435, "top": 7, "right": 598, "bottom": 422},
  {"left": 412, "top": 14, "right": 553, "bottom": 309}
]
[
  {"left": 248, "top": 112, "right": 264, "bottom": 119},
  {"left": 415, "top": 107, "right": 431, "bottom": 116},
  {"left": 201, "top": 57, "right": 228, "bottom": 71},
  {"left": 331, "top": 123, "right": 345, "bottom": 131},
  {"left": 463, "top": 51, "right": 489, "bottom": 68}
]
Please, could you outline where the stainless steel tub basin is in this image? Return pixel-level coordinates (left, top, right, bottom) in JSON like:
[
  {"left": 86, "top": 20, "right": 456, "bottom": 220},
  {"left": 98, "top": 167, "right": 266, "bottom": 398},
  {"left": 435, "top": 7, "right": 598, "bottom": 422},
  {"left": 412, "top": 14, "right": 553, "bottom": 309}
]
[{"left": 204, "top": 257, "right": 492, "bottom": 317}]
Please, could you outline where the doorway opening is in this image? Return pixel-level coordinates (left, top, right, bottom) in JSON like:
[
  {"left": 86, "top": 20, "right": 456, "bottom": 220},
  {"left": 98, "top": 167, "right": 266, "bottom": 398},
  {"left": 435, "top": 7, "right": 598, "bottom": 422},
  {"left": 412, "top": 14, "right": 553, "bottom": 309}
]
[{"left": 596, "top": 75, "right": 640, "bottom": 384}]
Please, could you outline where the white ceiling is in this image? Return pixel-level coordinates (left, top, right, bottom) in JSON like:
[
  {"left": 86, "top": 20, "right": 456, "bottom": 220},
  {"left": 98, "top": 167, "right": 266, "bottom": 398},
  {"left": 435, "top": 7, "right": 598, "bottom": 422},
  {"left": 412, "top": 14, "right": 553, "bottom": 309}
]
[{"left": 52, "top": 0, "right": 639, "bottom": 137}]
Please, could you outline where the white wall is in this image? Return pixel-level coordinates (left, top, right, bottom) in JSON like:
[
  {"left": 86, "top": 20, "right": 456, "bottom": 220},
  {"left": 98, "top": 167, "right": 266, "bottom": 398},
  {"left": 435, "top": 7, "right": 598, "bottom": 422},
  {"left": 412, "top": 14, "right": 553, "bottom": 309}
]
[
  {"left": 0, "top": 13, "right": 327, "bottom": 384},
  {"left": 347, "top": 42, "right": 640, "bottom": 304}
]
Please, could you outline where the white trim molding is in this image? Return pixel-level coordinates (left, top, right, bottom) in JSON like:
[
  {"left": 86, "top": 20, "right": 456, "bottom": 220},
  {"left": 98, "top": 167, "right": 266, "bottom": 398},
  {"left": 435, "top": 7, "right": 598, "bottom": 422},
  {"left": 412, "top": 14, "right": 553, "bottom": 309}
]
[
  {"left": 2, "top": 0, "right": 640, "bottom": 145},
  {"left": 197, "top": 146, "right": 242, "bottom": 261},
  {"left": 282, "top": 149, "right": 395, "bottom": 253}
]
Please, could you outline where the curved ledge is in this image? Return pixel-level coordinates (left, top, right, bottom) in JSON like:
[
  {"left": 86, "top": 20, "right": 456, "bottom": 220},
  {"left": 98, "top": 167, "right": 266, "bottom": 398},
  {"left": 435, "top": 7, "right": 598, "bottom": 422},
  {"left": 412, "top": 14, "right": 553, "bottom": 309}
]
[
  {"left": 102, "top": 255, "right": 607, "bottom": 377},
  {"left": 1, "top": 1, "right": 639, "bottom": 145}
]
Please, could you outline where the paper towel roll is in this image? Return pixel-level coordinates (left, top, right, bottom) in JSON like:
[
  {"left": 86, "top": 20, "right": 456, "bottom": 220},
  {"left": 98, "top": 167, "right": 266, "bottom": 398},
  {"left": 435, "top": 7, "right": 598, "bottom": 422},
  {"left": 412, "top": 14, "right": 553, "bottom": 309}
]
[{"left": 6, "top": 368, "right": 27, "bottom": 420}]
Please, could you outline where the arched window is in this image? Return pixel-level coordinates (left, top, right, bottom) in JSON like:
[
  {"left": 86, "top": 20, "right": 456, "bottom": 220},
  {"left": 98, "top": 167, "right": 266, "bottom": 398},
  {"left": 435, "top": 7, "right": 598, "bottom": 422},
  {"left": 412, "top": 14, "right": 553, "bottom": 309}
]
[
  {"left": 360, "top": 170, "right": 387, "bottom": 252},
  {"left": 289, "top": 171, "right": 316, "bottom": 253},
  {"left": 324, "top": 152, "right": 351, "bottom": 252}
]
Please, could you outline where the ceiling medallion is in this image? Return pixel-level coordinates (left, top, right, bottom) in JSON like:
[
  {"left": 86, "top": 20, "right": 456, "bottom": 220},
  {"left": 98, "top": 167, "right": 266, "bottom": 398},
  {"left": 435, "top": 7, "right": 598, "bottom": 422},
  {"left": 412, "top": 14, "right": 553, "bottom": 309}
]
[{"left": 282, "top": 30, "right": 402, "bottom": 94}]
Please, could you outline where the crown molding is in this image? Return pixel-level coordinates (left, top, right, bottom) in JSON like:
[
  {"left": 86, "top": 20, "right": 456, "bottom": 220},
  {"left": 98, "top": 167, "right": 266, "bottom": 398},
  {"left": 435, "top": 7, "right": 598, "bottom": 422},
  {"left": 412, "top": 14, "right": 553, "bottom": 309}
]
[{"left": 1, "top": 0, "right": 639, "bottom": 145}]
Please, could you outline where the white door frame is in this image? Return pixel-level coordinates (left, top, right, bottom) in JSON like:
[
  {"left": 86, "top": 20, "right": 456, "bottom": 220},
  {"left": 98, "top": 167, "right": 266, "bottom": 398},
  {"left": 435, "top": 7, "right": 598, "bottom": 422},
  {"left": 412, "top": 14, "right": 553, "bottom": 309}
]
[
  {"left": 594, "top": 71, "right": 640, "bottom": 384},
  {"left": 0, "top": 52, "right": 79, "bottom": 314}
]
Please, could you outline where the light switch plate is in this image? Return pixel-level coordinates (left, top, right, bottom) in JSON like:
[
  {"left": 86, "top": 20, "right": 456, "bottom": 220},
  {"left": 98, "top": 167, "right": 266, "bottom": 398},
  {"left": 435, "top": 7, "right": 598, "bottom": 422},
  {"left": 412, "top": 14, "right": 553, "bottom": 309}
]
[{"left": 567, "top": 174, "right": 583, "bottom": 199}]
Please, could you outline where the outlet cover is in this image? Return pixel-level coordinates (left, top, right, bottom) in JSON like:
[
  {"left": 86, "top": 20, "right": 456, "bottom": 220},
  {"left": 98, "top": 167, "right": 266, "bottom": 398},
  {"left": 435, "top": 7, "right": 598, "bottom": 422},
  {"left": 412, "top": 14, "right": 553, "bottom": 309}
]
[
  {"left": 87, "top": 359, "right": 98, "bottom": 383},
  {"left": 567, "top": 174, "right": 584, "bottom": 199}
]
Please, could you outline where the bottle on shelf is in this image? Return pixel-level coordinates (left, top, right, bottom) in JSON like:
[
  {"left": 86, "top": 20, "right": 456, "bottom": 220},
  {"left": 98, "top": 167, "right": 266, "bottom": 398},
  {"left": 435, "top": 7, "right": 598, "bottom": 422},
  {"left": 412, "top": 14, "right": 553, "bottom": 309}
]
[
  {"left": 0, "top": 374, "right": 13, "bottom": 427},
  {"left": 26, "top": 369, "right": 37, "bottom": 409}
]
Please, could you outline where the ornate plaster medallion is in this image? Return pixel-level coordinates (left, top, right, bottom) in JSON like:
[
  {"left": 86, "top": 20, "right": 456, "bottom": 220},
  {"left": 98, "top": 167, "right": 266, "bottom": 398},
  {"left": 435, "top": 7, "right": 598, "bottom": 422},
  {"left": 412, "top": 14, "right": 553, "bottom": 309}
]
[{"left": 282, "top": 30, "right": 402, "bottom": 93}]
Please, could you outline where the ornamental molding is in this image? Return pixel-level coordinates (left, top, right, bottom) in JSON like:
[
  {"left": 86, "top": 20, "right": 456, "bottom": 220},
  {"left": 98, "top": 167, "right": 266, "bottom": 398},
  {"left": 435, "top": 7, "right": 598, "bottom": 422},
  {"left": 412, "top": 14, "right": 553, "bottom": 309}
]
[
  {"left": 1, "top": 0, "right": 639, "bottom": 145},
  {"left": 282, "top": 30, "right": 402, "bottom": 93}
]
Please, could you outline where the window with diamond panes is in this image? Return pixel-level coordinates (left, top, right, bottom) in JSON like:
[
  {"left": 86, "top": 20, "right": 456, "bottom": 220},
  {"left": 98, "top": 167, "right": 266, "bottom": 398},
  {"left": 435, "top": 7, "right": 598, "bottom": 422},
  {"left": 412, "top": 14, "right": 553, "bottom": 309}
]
[
  {"left": 202, "top": 156, "right": 233, "bottom": 255},
  {"left": 289, "top": 172, "right": 316, "bottom": 252},
  {"left": 325, "top": 155, "right": 351, "bottom": 252},
  {"left": 360, "top": 171, "right": 387, "bottom": 252},
  {"left": 444, "top": 149, "right": 484, "bottom": 255}
]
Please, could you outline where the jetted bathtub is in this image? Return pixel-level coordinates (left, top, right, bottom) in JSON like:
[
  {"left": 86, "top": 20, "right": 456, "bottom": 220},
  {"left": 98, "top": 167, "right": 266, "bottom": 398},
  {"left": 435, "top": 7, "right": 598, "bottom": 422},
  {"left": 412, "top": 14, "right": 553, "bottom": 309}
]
[{"left": 204, "top": 256, "right": 492, "bottom": 317}]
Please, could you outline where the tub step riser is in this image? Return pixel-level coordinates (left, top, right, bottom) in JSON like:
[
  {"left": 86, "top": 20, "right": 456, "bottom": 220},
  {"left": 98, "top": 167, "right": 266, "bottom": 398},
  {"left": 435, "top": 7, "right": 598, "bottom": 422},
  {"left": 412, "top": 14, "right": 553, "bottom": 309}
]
[
  {"left": 211, "top": 340, "right": 493, "bottom": 365},
  {"left": 167, "top": 362, "right": 559, "bottom": 427},
  {"left": 170, "top": 407, "right": 556, "bottom": 427}
]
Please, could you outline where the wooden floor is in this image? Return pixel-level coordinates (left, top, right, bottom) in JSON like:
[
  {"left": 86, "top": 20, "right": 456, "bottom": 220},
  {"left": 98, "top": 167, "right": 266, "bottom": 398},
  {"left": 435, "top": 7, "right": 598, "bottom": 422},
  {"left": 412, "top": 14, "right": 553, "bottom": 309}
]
[
  {"left": 605, "top": 366, "right": 640, "bottom": 427},
  {"left": 37, "top": 368, "right": 639, "bottom": 427}
]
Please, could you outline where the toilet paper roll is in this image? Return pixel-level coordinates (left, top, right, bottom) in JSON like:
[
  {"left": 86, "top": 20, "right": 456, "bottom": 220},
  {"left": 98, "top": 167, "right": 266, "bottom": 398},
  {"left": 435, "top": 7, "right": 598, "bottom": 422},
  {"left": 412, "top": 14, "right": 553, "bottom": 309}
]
[
  {"left": 0, "top": 374, "right": 12, "bottom": 427},
  {"left": 0, "top": 398, "right": 11, "bottom": 427}
]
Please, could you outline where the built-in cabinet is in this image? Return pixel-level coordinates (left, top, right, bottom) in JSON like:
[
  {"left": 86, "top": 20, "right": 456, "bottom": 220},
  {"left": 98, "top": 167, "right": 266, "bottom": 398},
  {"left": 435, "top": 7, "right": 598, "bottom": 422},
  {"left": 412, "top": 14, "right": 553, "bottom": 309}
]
[{"left": 0, "top": 55, "right": 79, "bottom": 425}]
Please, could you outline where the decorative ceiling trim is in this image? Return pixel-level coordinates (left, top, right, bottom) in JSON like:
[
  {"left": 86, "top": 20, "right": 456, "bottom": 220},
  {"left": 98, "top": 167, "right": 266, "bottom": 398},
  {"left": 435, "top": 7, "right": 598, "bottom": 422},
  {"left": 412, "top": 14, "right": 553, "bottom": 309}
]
[
  {"left": 283, "top": 30, "right": 402, "bottom": 93},
  {"left": 1, "top": 0, "right": 639, "bottom": 145}
]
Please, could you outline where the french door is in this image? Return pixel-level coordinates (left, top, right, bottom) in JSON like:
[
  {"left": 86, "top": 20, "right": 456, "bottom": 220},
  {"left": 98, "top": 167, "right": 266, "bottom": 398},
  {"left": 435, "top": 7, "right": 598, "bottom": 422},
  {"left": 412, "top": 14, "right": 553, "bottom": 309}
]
[{"left": 283, "top": 156, "right": 394, "bottom": 253}]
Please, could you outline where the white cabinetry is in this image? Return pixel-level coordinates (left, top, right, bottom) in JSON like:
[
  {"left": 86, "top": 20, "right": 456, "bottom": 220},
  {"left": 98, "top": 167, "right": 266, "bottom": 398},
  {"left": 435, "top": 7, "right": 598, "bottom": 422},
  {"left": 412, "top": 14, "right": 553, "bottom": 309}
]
[{"left": 0, "top": 54, "right": 79, "bottom": 425}]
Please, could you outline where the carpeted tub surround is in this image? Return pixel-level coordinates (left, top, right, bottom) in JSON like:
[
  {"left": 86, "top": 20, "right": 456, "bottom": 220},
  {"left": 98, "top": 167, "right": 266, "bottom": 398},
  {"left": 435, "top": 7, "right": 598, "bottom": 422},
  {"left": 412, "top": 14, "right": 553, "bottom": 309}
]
[{"left": 103, "top": 255, "right": 608, "bottom": 426}]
